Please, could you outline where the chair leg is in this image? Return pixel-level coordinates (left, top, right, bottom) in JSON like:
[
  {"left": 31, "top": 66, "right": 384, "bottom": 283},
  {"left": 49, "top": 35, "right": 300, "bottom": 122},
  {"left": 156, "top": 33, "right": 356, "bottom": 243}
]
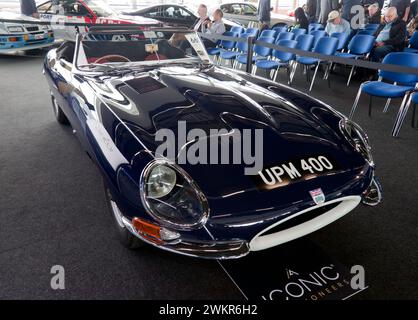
[
  {"left": 324, "top": 62, "right": 332, "bottom": 80},
  {"left": 392, "top": 94, "right": 412, "bottom": 137},
  {"left": 309, "top": 63, "right": 320, "bottom": 92},
  {"left": 368, "top": 95, "right": 373, "bottom": 117},
  {"left": 383, "top": 98, "right": 391, "bottom": 113},
  {"left": 350, "top": 85, "right": 363, "bottom": 119},
  {"left": 347, "top": 65, "right": 355, "bottom": 86},
  {"left": 412, "top": 103, "right": 417, "bottom": 127},
  {"left": 290, "top": 63, "right": 298, "bottom": 84},
  {"left": 286, "top": 66, "right": 291, "bottom": 85},
  {"left": 273, "top": 66, "right": 280, "bottom": 82}
]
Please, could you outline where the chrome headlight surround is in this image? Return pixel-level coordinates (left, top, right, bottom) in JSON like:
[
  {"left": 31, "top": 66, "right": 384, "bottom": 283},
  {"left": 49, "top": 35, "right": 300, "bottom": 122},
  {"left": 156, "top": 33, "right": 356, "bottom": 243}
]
[
  {"left": 340, "top": 119, "right": 374, "bottom": 166},
  {"left": 139, "top": 159, "right": 210, "bottom": 231},
  {"left": 7, "top": 26, "right": 24, "bottom": 33}
]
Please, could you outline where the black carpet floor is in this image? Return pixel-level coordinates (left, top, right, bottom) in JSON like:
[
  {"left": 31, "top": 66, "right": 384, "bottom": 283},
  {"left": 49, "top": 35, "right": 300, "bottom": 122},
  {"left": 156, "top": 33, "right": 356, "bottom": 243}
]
[{"left": 0, "top": 52, "right": 417, "bottom": 299}]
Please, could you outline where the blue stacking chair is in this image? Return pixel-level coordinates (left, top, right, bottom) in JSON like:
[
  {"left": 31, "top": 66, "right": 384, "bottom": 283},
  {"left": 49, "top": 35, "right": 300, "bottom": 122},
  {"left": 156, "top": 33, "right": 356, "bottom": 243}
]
[
  {"left": 230, "top": 26, "right": 244, "bottom": 35},
  {"left": 308, "top": 23, "right": 324, "bottom": 33},
  {"left": 364, "top": 23, "right": 380, "bottom": 31},
  {"left": 335, "top": 34, "right": 375, "bottom": 86},
  {"left": 259, "top": 29, "right": 277, "bottom": 38},
  {"left": 273, "top": 26, "right": 288, "bottom": 34},
  {"left": 294, "top": 36, "right": 338, "bottom": 91},
  {"left": 295, "top": 34, "right": 315, "bottom": 51},
  {"left": 404, "top": 31, "right": 418, "bottom": 53},
  {"left": 254, "top": 39, "right": 297, "bottom": 84},
  {"left": 275, "top": 31, "right": 295, "bottom": 42},
  {"left": 245, "top": 27, "right": 259, "bottom": 37},
  {"left": 331, "top": 32, "right": 350, "bottom": 51},
  {"left": 235, "top": 36, "right": 275, "bottom": 71},
  {"left": 219, "top": 34, "right": 250, "bottom": 67},
  {"left": 206, "top": 31, "right": 238, "bottom": 61},
  {"left": 289, "top": 34, "right": 315, "bottom": 82},
  {"left": 310, "top": 30, "right": 327, "bottom": 47},
  {"left": 291, "top": 28, "right": 307, "bottom": 38},
  {"left": 350, "top": 52, "right": 418, "bottom": 137},
  {"left": 357, "top": 28, "right": 376, "bottom": 35}
]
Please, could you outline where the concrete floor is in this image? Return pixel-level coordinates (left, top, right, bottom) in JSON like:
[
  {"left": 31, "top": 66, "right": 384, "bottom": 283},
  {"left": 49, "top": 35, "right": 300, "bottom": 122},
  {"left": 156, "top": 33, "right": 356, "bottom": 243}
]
[{"left": 0, "top": 51, "right": 417, "bottom": 299}]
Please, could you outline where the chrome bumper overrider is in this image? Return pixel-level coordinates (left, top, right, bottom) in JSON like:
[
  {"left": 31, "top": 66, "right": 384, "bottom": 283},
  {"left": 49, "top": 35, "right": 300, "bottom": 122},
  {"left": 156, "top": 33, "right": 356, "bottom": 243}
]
[{"left": 362, "top": 177, "right": 383, "bottom": 206}]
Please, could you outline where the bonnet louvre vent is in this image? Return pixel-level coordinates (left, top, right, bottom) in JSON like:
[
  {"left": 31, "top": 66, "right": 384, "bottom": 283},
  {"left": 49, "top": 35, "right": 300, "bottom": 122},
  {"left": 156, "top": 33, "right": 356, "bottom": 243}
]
[{"left": 125, "top": 77, "right": 166, "bottom": 94}]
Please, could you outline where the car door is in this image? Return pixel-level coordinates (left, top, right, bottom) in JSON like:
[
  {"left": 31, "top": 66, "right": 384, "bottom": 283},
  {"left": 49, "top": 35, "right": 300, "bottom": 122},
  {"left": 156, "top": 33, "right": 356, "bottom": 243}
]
[
  {"left": 220, "top": 3, "right": 246, "bottom": 26},
  {"left": 161, "top": 5, "right": 195, "bottom": 28}
]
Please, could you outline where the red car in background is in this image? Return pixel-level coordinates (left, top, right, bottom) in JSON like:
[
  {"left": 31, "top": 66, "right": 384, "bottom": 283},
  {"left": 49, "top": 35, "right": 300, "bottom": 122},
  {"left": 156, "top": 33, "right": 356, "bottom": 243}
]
[{"left": 37, "top": 0, "right": 161, "bottom": 40}]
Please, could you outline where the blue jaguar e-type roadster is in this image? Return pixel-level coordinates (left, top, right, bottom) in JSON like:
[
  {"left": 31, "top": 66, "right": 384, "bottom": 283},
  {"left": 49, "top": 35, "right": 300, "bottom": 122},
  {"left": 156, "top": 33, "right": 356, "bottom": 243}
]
[{"left": 43, "top": 27, "right": 382, "bottom": 259}]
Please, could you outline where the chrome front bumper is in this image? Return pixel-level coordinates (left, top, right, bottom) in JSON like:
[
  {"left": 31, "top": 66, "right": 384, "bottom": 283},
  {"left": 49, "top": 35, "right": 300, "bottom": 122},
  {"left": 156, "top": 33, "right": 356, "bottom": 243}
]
[
  {"left": 121, "top": 215, "right": 250, "bottom": 259},
  {"left": 116, "top": 178, "right": 382, "bottom": 260}
]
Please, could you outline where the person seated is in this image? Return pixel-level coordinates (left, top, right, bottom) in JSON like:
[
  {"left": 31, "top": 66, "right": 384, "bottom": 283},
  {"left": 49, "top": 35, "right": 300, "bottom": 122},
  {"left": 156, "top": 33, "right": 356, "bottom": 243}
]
[
  {"left": 407, "top": 14, "right": 418, "bottom": 36},
  {"left": 325, "top": 10, "right": 351, "bottom": 35},
  {"left": 192, "top": 4, "right": 211, "bottom": 33},
  {"left": 370, "top": 7, "right": 407, "bottom": 61},
  {"left": 201, "top": 9, "right": 226, "bottom": 48},
  {"left": 367, "top": 3, "right": 382, "bottom": 24},
  {"left": 293, "top": 7, "right": 309, "bottom": 30}
]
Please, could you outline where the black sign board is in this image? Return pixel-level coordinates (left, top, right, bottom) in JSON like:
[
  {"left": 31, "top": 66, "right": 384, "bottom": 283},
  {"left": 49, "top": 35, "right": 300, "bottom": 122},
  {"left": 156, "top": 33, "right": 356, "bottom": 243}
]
[{"left": 220, "top": 239, "right": 368, "bottom": 301}]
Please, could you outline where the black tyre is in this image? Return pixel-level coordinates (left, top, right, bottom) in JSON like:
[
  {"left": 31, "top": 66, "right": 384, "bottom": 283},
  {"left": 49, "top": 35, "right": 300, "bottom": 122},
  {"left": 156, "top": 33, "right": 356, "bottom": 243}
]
[
  {"left": 104, "top": 185, "right": 144, "bottom": 249},
  {"left": 51, "top": 95, "right": 69, "bottom": 125}
]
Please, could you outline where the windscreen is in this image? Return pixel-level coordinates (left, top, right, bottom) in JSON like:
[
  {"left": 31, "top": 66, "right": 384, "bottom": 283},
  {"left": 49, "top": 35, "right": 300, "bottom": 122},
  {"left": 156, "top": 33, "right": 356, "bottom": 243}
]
[
  {"left": 83, "top": 0, "right": 117, "bottom": 17},
  {"left": 76, "top": 29, "right": 211, "bottom": 70}
]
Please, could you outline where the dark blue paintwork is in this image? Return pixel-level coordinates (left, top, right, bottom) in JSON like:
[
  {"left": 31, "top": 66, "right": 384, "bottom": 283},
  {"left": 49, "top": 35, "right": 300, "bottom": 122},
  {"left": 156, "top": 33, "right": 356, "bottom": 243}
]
[{"left": 43, "top": 53, "right": 375, "bottom": 248}]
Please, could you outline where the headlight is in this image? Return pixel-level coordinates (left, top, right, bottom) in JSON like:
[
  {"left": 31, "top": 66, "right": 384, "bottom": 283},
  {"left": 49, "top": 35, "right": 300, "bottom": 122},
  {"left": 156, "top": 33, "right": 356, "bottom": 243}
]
[
  {"left": 140, "top": 160, "right": 209, "bottom": 230},
  {"left": 41, "top": 25, "right": 50, "bottom": 30},
  {"left": 147, "top": 164, "right": 176, "bottom": 199},
  {"left": 7, "top": 26, "right": 24, "bottom": 33},
  {"left": 340, "top": 119, "right": 374, "bottom": 166}
]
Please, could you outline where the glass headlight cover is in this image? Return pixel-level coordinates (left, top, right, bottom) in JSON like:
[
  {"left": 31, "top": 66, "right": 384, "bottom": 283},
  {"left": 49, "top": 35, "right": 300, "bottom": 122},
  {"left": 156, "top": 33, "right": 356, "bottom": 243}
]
[
  {"left": 147, "top": 164, "right": 176, "bottom": 199},
  {"left": 7, "top": 26, "right": 24, "bottom": 33},
  {"left": 340, "top": 119, "right": 373, "bottom": 165},
  {"left": 140, "top": 160, "right": 209, "bottom": 230}
]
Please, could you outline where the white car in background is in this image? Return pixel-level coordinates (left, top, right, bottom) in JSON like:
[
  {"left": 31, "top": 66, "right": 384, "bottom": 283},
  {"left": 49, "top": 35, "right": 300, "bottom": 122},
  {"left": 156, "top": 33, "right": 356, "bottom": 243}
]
[
  {"left": 0, "top": 11, "right": 54, "bottom": 51},
  {"left": 219, "top": 1, "right": 294, "bottom": 28}
]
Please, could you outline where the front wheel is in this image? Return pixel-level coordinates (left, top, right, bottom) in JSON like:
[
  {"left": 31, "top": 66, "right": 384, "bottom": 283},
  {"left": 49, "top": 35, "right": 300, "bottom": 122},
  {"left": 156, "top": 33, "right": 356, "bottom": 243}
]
[
  {"left": 51, "top": 95, "right": 69, "bottom": 125},
  {"left": 104, "top": 185, "right": 144, "bottom": 249}
]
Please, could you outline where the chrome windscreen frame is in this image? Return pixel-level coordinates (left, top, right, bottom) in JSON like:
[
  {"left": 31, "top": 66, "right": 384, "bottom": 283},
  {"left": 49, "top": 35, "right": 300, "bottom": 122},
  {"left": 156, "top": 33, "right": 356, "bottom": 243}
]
[{"left": 72, "top": 28, "right": 212, "bottom": 75}]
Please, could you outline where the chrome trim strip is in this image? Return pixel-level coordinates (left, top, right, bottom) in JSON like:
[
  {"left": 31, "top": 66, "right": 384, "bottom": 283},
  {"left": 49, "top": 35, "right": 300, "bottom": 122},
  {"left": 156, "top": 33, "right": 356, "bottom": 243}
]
[{"left": 121, "top": 216, "right": 249, "bottom": 260}]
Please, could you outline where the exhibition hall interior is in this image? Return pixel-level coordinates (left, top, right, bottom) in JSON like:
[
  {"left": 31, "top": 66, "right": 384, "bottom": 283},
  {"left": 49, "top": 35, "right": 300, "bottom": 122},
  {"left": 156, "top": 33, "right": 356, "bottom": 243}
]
[{"left": 0, "top": 0, "right": 417, "bottom": 303}]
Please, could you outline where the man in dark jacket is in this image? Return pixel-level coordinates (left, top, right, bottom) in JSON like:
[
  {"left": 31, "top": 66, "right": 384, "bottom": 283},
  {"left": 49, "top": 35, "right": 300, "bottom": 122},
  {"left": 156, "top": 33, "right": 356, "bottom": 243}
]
[
  {"left": 370, "top": 7, "right": 407, "bottom": 61},
  {"left": 342, "top": 0, "right": 362, "bottom": 22},
  {"left": 191, "top": 4, "right": 210, "bottom": 33},
  {"left": 19, "top": 0, "right": 39, "bottom": 18},
  {"left": 306, "top": 0, "right": 317, "bottom": 22},
  {"left": 258, "top": 0, "right": 271, "bottom": 28},
  {"left": 366, "top": 3, "right": 382, "bottom": 24}
]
